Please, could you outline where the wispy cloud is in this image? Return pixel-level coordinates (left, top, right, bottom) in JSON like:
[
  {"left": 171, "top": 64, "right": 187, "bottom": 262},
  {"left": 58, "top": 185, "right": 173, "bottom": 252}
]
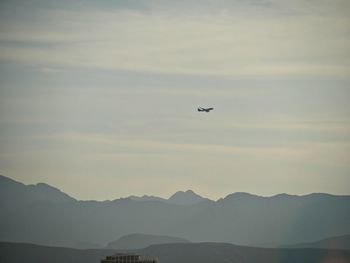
[{"left": 0, "top": 1, "right": 349, "bottom": 77}]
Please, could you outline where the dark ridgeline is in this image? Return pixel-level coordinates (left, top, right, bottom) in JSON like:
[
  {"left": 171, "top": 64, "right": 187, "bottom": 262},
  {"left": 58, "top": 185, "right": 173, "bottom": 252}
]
[
  {"left": 141, "top": 243, "right": 350, "bottom": 263},
  {"left": 0, "top": 242, "right": 114, "bottom": 263},
  {"left": 106, "top": 234, "right": 190, "bottom": 250},
  {"left": 284, "top": 234, "right": 350, "bottom": 250},
  {"left": 1, "top": 242, "right": 350, "bottom": 263},
  {"left": 0, "top": 175, "right": 350, "bottom": 249}
]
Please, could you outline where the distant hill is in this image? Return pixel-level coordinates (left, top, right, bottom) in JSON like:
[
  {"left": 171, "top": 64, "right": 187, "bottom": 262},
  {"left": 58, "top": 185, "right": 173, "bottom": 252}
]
[
  {"left": 0, "top": 242, "right": 114, "bottom": 263},
  {"left": 1, "top": 175, "right": 350, "bottom": 249},
  {"left": 286, "top": 234, "right": 350, "bottom": 250},
  {"left": 167, "top": 190, "right": 211, "bottom": 205},
  {"left": 127, "top": 190, "right": 212, "bottom": 205},
  {"left": 106, "top": 233, "right": 190, "bottom": 249},
  {"left": 141, "top": 242, "right": 350, "bottom": 263},
  {"left": 128, "top": 195, "right": 167, "bottom": 203},
  {"left": 1, "top": 242, "right": 350, "bottom": 263},
  {"left": 0, "top": 175, "right": 75, "bottom": 214},
  {"left": 0, "top": 175, "right": 75, "bottom": 204}
]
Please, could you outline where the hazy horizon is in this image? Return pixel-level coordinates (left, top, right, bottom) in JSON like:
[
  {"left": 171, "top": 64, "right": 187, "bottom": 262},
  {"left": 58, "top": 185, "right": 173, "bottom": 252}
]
[
  {"left": 1, "top": 0, "right": 350, "bottom": 201},
  {"left": 2, "top": 174, "right": 349, "bottom": 202}
]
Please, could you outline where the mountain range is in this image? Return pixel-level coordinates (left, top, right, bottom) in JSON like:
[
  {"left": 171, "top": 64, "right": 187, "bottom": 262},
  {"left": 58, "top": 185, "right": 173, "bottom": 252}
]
[
  {"left": 285, "top": 234, "right": 350, "bottom": 250},
  {"left": 0, "top": 175, "right": 349, "bottom": 249},
  {"left": 1, "top": 242, "right": 349, "bottom": 263},
  {"left": 106, "top": 233, "right": 190, "bottom": 250},
  {"left": 128, "top": 189, "right": 211, "bottom": 205}
]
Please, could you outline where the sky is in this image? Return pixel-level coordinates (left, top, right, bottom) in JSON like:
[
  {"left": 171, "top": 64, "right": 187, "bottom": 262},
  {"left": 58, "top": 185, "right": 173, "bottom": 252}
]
[{"left": 0, "top": 0, "right": 349, "bottom": 201}]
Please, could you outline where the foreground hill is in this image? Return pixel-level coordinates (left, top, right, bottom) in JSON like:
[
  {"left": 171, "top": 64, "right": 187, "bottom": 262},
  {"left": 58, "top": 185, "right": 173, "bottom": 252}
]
[
  {"left": 0, "top": 242, "right": 113, "bottom": 263},
  {"left": 1, "top": 175, "right": 350, "bottom": 248},
  {"left": 1, "top": 242, "right": 350, "bottom": 263},
  {"left": 106, "top": 233, "right": 190, "bottom": 250},
  {"left": 286, "top": 234, "right": 350, "bottom": 250},
  {"left": 141, "top": 243, "right": 350, "bottom": 263}
]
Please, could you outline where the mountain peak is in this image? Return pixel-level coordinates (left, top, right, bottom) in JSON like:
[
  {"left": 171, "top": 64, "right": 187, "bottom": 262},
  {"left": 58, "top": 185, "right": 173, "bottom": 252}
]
[
  {"left": 0, "top": 175, "right": 76, "bottom": 204},
  {"left": 168, "top": 190, "right": 206, "bottom": 205},
  {"left": 226, "top": 192, "right": 258, "bottom": 198},
  {"left": 218, "top": 192, "right": 260, "bottom": 203},
  {"left": 35, "top": 182, "right": 59, "bottom": 190},
  {"left": 172, "top": 190, "right": 196, "bottom": 196},
  {"left": 31, "top": 183, "right": 75, "bottom": 201}
]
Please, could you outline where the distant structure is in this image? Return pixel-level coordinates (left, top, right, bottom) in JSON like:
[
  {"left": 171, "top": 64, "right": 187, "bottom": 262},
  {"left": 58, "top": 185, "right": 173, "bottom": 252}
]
[{"left": 101, "top": 253, "right": 158, "bottom": 263}]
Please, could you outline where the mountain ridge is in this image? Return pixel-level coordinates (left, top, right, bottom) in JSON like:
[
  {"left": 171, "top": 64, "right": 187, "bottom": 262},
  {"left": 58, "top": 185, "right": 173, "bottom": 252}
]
[
  {"left": 106, "top": 233, "right": 190, "bottom": 250},
  {"left": 285, "top": 234, "right": 350, "bottom": 250},
  {"left": 1, "top": 241, "right": 350, "bottom": 263},
  {"left": 1, "top": 175, "right": 349, "bottom": 248},
  {"left": 2, "top": 175, "right": 348, "bottom": 202},
  {"left": 167, "top": 189, "right": 210, "bottom": 205}
]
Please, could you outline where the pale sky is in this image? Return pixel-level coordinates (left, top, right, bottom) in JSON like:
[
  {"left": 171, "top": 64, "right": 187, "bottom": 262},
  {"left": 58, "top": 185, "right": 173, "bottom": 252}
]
[{"left": 0, "top": 0, "right": 349, "bottom": 200}]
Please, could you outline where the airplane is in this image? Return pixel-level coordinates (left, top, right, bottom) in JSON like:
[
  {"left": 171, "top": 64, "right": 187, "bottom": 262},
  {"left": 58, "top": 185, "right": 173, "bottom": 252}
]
[{"left": 198, "top": 107, "right": 214, "bottom": 112}]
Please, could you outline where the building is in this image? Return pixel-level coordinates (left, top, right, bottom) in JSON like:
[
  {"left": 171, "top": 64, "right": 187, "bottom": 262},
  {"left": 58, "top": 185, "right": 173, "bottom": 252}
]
[{"left": 101, "top": 253, "right": 159, "bottom": 263}]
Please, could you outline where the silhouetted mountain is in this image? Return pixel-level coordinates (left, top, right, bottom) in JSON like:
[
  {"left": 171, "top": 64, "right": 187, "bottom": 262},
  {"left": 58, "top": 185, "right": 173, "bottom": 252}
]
[
  {"left": 1, "top": 242, "right": 350, "bottom": 263},
  {"left": 127, "top": 190, "right": 212, "bottom": 205},
  {"left": 0, "top": 175, "right": 349, "bottom": 249},
  {"left": 0, "top": 242, "right": 114, "bottom": 263},
  {"left": 128, "top": 195, "right": 166, "bottom": 202},
  {"left": 221, "top": 191, "right": 259, "bottom": 200},
  {"left": 106, "top": 233, "right": 190, "bottom": 250},
  {"left": 0, "top": 175, "right": 75, "bottom": 212},
  {"left": 167, "top": 190, "right": 210, "bottom": 205},
  {"left": 286, "top": 234, "right": 350, "bottom": 250},
  {"left": 141, "top": 242, "right": 350, "bottom": 263}
]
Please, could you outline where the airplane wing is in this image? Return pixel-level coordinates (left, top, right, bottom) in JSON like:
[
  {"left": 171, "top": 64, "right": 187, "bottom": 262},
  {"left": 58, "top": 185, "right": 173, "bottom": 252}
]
[{"left": 198, "top": 107, "right": 213, "bottom": 112}]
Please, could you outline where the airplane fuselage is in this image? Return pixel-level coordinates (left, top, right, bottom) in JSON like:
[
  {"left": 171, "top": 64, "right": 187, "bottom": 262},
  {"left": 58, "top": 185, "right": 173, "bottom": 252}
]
[{"left": 198, "top": 107, "right": 214, "bottom": 112}]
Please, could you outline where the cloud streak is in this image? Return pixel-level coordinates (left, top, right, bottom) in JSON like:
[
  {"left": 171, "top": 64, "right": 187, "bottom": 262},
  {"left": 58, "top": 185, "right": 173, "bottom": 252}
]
[{"left": 0, "top": 1, "right": 349, "bottom": 77}]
